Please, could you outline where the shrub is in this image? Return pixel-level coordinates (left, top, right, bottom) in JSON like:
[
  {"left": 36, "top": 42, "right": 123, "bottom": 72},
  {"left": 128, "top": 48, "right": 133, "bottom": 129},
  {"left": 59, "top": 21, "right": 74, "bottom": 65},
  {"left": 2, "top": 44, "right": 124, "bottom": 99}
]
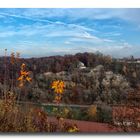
[
  {"left": 0, "top": 92, "right": 77, "bottom": 132},
  {"left": 96, "top": 103, "right": 112, "bottom": 123},
  {"left": 87, "top": 105, "right": 97, "bottom": 121}
]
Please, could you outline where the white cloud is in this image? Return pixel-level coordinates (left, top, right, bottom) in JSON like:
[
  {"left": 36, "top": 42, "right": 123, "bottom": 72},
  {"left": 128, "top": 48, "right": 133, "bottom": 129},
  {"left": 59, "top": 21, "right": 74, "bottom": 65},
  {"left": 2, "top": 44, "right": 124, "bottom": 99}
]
[
  {"left": 0, "top": 9, "right": 139, "bottom": 23},
  {"left": 103, "top": 32, "right": 121, "bottom": 37},
  {"left": 64, "top": 41, "right": 72, "bottom": 45},
  {"left": 0, "top": 9, "right": 139, "bottom": 58},
  {"left": 0, "top": 21, "right": 110, "bottom": 46},
  {"left": 2, "top": 8, "right": 140, "bottom": 24}
]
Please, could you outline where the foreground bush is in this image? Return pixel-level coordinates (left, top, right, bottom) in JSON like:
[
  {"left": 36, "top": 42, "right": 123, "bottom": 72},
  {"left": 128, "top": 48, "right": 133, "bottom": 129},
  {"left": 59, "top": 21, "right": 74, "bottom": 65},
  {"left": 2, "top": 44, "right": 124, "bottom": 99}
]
[{"left": 0, "top": 92, "right": 79, "bottom": 132}]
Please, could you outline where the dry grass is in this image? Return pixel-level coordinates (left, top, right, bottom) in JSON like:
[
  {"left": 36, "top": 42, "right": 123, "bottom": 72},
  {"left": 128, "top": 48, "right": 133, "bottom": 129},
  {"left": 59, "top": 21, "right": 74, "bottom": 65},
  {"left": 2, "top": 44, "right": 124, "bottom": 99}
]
[{"left": 0, "top": 92, "right": 79, "bottom": 132}]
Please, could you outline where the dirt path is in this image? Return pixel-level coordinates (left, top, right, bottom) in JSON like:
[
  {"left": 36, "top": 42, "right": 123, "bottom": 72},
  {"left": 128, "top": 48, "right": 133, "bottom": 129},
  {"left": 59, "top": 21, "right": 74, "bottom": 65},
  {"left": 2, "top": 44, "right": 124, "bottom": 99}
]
[{"left": 47, "top": 117, "right": 120, "bottom": 133}]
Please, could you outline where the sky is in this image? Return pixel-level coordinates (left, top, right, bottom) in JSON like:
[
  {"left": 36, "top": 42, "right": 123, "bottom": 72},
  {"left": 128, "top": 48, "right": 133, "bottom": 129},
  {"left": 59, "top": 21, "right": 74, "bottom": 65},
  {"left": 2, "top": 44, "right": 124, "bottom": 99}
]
[{"left": 0, "top": 8, "right": 140, "bottom": 58}]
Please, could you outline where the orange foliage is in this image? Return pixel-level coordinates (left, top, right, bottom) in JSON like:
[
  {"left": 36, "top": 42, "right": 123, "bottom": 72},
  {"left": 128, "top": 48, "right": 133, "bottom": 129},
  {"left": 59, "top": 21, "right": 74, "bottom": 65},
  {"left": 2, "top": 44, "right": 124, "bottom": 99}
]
[
  {"left": 51, "top": 80, "right": 65, "bottom": 103},
  {"left": 52, "top": 80, "right": 65, "bottom": 94},
  {"left": 17, "top": 63, "right": 32, "bottom": 87}
]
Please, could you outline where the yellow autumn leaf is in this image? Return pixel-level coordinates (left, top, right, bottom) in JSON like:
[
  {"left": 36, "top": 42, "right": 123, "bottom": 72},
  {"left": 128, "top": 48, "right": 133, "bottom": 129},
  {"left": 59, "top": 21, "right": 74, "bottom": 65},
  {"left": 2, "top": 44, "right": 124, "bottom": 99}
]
[{"left": 26, "top": 77, "right": 32, "bottom": 82}]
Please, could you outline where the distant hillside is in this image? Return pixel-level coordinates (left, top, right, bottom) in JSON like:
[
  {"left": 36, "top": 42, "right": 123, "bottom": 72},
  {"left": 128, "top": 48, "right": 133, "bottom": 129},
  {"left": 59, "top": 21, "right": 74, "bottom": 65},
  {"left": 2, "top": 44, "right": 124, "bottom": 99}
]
[{"left": 0, "top": 52, "right": 140, "bottom": 88}]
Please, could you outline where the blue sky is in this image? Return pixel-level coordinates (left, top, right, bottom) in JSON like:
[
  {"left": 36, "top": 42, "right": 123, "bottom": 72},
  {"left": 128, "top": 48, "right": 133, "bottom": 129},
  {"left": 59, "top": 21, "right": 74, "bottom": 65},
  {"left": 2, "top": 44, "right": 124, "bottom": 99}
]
[{"left": 0, "top": 8, "right": 140, "bottom": 58}]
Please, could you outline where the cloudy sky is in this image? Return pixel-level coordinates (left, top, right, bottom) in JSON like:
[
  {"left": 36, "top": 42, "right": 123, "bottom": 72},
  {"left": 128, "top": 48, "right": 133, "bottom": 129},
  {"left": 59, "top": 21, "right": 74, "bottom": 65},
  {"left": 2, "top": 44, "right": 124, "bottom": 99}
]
[{"left": 0, "top": 8, "right": 140, "bottom": 58}]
